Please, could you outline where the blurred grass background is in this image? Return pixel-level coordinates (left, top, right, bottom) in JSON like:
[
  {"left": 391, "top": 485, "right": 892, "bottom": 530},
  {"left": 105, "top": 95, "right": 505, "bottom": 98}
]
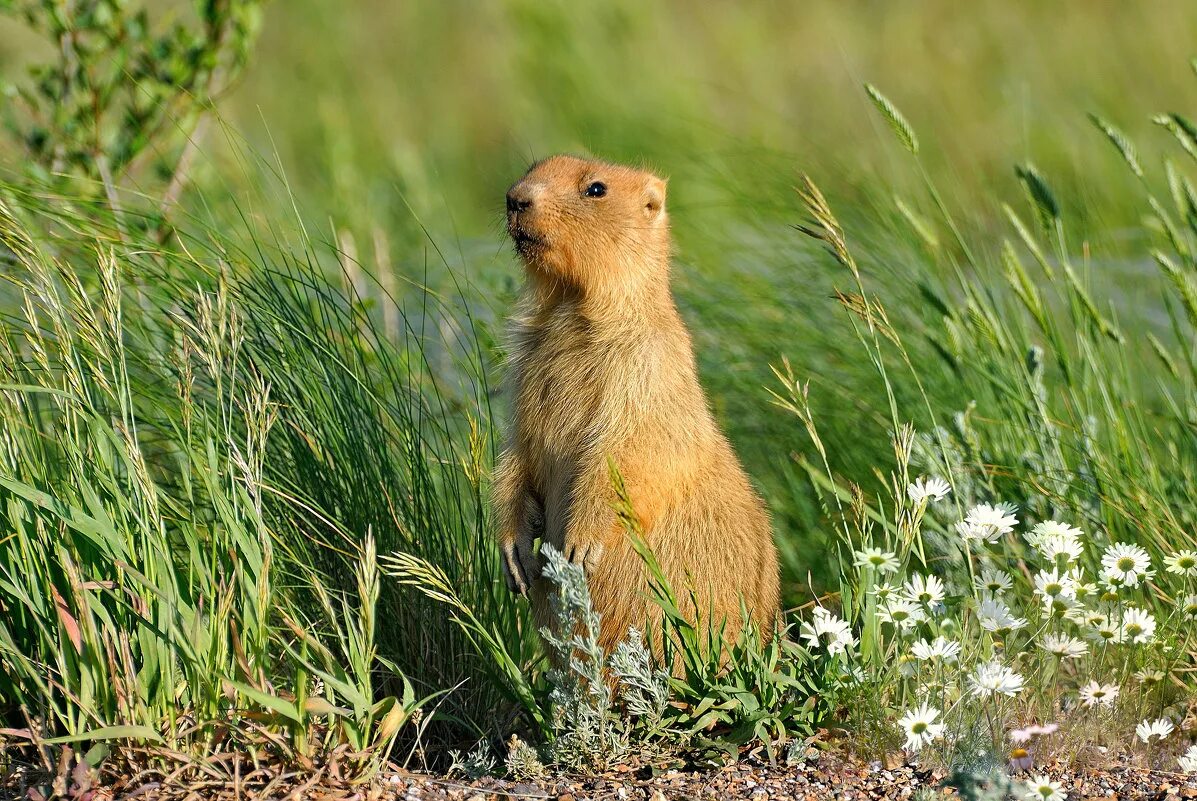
[
  {"left": 2, "top": 0, "right": 1193, "bottom": 590},
  {"left": 230, "top": 0, "right": 1197, "bottom": 590}
]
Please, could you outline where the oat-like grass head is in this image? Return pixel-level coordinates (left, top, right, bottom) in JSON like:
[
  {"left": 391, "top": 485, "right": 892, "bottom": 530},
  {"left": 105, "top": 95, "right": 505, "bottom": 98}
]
[{"left": 505, "top": 155, "right": 670, "bottom": 295}]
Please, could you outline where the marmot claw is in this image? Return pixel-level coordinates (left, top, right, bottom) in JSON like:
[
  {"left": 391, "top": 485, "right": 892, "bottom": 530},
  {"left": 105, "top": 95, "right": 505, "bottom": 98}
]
[
  {"left": 565, "top": 540, "right": 604, "bottom": 574},
  {"left": 502, "top": 536, "right": 537, "bottom": 595}
]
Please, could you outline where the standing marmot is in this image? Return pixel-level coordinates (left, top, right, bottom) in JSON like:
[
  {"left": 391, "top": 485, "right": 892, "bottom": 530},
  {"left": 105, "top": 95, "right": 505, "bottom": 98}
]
[{"left": 493, "top": 154, "right": 779, "bottom": 655}]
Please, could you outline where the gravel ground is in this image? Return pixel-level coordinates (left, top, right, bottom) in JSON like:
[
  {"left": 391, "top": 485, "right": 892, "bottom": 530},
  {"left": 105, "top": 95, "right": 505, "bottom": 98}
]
[
  {"left": 6, "top": 750, "right": 1197, "bottom": 800},
  {"left": 382, "top": 756, "right": 1197, "bottom": 801}
]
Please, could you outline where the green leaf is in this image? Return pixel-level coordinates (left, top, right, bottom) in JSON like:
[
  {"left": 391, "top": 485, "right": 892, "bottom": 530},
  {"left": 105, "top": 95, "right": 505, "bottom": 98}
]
[
  {"left": 227, "top": 681, "right": 302, "bottom": 723},
  {"left": 41, "top": 725, "right": 163, "bottom": 745}
]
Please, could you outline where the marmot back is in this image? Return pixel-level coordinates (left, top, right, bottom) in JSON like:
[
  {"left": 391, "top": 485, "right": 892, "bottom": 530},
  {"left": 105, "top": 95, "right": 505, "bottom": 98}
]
[{"left": 492, "top": 154, "right": 780, "bottom": 655}]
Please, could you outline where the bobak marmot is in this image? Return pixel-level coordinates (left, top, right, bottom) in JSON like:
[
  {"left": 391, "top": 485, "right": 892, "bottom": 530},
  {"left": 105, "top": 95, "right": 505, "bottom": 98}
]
[{"left": 493, "top": 154, "right": 780, "bottom": 655}]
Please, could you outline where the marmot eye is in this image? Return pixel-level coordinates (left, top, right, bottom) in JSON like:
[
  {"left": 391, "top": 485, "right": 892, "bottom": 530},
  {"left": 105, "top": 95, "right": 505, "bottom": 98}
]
[{"left": 584, "top": 181, "right": 607, "bottom": 198}]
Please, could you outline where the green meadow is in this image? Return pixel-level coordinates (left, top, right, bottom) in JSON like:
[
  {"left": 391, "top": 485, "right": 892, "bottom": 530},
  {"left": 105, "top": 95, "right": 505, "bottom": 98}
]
[{"left": 1, "top": 0, "right": 1195, "bottom": 783}]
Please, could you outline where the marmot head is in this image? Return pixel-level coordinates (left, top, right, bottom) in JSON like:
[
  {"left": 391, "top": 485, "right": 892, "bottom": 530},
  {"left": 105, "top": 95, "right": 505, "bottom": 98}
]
[{"left": 506, "top": 155, "right": 670, "bottom": 295}]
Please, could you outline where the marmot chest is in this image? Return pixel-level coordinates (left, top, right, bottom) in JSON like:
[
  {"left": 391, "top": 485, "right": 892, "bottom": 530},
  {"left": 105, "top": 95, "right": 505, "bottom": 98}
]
[{"left": 513, "top": 325, "right": 612, "bottom": 460}]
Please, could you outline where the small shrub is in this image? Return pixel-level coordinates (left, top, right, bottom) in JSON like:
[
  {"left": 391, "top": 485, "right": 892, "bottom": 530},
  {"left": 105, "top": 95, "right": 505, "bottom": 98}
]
[
  {"left": 537, "top": 543, "right": 626, "bottom": 769},
  {"left": 2, "top": 0, "right": 264, "bottom": 208},
  {"left": 447, "top": 739, "right": 498, "bottom": 780}
]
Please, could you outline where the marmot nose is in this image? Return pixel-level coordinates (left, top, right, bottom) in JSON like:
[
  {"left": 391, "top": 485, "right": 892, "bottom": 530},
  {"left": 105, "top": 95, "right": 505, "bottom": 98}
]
[{"left": 506, "top": 188, "right": 533, "bottom": 213}]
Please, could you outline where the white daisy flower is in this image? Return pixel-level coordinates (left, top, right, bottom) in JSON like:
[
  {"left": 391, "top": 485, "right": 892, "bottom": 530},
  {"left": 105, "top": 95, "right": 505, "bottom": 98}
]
[
  {"left": 1076, "top": 606, "right": 1109, "bottom": 628},
  {"left": 907, "top": 476, "right": 951, "bottom": 505},
  {"left": 1163, "top": 549, "right": 1197, "bottom": 577},
  {"left": 1029, "top": 520, "right": 1084, "bottom": 549},
  {"left": 1133, "top": 669, "right": 1165, "bottom": 687},
  {"left": 853, "top": 547, "right": 901, "bottom": 574},
  {"left": 1010, "top": 728, "right": 1034, "bottom": 746},
  {"left": 1041, "top": 592, "right": 1082, "bottom": 621},
  {"left": 1009, "top": 746, "right": 1033, "bottom": 773},
  {"left": 1181, "top": 595, "right": 1197, "bottom": 620},
  {"left": 1062, "top": 601, "right": 1092, "bottom": 625},
  {"left": 975, "top": 567, "right": 1013, "bottom": 595},
  {"left": 1010, "top": 722, "right": 1058, "bottom": 745},
  {"left": 1119, "top": 607, "right": 1155, "bottom": 645},
  {"left": 1100, "top": 542, "right": 1154, "bottom": 588},
  {"left": 1023, "top": 775, "right": 1066, "bottom": 801},
  {"left": 955, "top": 521, "right": 987, "bottom": 542},
  {"left": 1039, "top": 633, "right": 1088, "bottom": 659},
  {"left": 1065, "top": 567, "right": 1097, "bottom": 598},
  {"left": 877, "top": 597, "right": 926, "bottom": 631},
  {"left": 956, "top": 503, "right": 1019, "bottom": 543},
  {"left": 904, "top": 573, "right": 946, "bottom": 607},
  {"left": 910, "top": 636, "right": 961, "bottom": 662},
  {"left": 1179, "top": 744, "right": 1197, "bottom": 773},
  {"left": 1036, "top": 532, "right": 1085, "bottom": 565},
  {"left": 870, "top": 581, "right": 899, "bottom": 601},
  {"left": 1033, "top": 568, "right": 1077, "bottom": 601},
  {"left": 977, "top": 596, "right": 1028, "bottom": 633},
  {"left": 800, "top": 607, "right": 856, "bottom": 655},
  {"left": 1085, "top": 614, "right": 1123, "bottom": 645},
  {"left": 970, "top": 660, "right": 1025, "bottom": 697},
  {"left": 1135, "top": 717, "right": 1174, "bottom": 743},
  {"left": 897, "top": 702, "right": 945, "bottom": 752},
  {"left": 1077, "top": 680, "right": 1119, "bottom": 707}
]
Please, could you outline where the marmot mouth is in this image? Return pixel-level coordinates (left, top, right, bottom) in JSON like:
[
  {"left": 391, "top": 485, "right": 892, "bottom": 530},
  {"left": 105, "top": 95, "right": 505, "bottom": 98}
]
[{"left": 509, "top": 227, "right": 545, "bottom": 251}]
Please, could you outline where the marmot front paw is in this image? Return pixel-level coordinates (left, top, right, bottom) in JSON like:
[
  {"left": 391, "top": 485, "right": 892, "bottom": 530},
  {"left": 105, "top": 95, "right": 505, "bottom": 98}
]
[
  {"left": 564, "top": 538, "right": 604, "bottom": 574},
  {"left": 501, "top": 534, "right": 538, "bottom": 595}
]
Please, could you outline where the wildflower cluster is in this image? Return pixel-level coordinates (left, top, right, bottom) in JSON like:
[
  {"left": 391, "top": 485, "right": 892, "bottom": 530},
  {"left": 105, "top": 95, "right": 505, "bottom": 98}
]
[{"left": 800, "top": 469, "right": 1197, "bottom": 777}]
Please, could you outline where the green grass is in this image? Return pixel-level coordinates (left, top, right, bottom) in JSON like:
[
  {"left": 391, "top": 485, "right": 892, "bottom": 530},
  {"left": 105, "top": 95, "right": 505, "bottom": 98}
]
[
  {"left": 0, "top": 0, "right": 1196, "bottom": 779},
  {"left": 0, "top": 178, "right": 530, "bottom": 767}
]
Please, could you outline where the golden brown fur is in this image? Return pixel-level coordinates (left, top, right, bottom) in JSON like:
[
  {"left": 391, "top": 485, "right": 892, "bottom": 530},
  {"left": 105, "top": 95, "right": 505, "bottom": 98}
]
[{"left": 493, "top": 154, "right": 780, "bottom": 655}]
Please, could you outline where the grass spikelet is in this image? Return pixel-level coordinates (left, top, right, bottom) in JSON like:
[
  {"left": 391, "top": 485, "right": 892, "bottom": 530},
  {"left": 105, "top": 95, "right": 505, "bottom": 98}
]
[
  {"left": 1062, "top": 263, "right": 1124, "bottom": 343},
  {"left": 1154, "top": 113, "right": 1197, "bottom": 161},
  {"left": 1000, "top": 239, "right": 1048, "bottom": 331},
  {"left": 1147, "top": 332, "right": 1181, "bottom": 379},
  {"left": 895, "top": 197, "right": 940, "bottom": 252},
  {"left": 1014, "top": 163, "right": 1061, "bottom": 233},
  {"left": 1089, "top": 113, "right": 1144, "bottom": 177},
  {"left": 864, "top": 83, "right": 919, "bottom": 155},
  {"left": 1147, "top": 194, "right": 1192, "bottom": 261},
  {"left": 795, "top": 175, "right": 854, "bottom": 275},
  {"left": 1002, "top": 204, "right": 1056, "bottom": 279},
  {"left": 1151, "top": 248, "right": 1197, "bottom": 327}
]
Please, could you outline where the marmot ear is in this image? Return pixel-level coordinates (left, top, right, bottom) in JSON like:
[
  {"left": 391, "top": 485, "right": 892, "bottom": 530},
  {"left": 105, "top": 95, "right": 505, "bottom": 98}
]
[{"left": 643, "top": 176, "right": 667, "bottom": 222}]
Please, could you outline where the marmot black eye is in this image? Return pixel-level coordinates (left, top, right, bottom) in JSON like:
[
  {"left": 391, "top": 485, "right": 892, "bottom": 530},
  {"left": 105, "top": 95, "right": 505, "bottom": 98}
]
[{"left": 584, "top": 181, "right": 607, "bottom": 198}]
